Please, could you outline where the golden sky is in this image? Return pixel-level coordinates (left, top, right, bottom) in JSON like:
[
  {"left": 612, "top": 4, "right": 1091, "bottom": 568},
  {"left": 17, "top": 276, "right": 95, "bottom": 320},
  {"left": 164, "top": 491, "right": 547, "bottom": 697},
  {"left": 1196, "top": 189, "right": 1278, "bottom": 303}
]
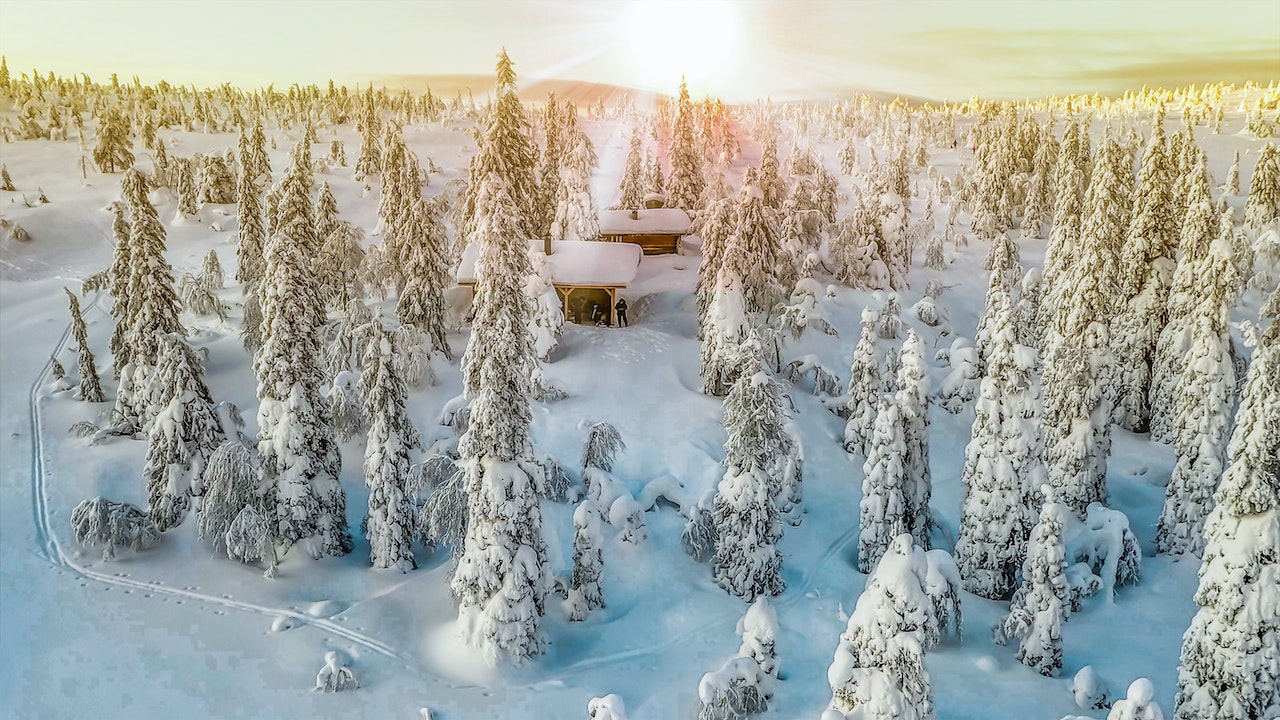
[{"left": 0, "top": 0, "right": 1276, "bottom": 100}]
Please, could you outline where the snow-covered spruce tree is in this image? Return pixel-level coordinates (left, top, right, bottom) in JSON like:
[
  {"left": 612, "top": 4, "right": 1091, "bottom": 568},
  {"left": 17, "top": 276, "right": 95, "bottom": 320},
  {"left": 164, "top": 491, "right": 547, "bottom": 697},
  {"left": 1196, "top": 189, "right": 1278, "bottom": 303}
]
[
  {"left": 843, "top": 308, "right": 881, "bottom": 458},
  {"left": 0, "top": 164, "right": 14, "bottom": 191},
  {"left": 361, "top": 322, "right": 422, "bottom": 572},
  {"left": 93, "top": 107, "right": 134, "bottom": 173},
  {"left": 201, "top": 248, "right": 224, "bottom": 290},
  {"left": 197, "top": 440, "right": 258, "bottom": 557},
  {"left": 695, "top": 196, "right": 736, "bottom": 324},
  {"left": 1173, "top": 317, "right": 1279, "bottom": 720},
  {"left": 723, "top": 170, "right": 784, "bottom": 315},
  {"left": 63, "top": 288, "right": 104, "bottom": 402},
  {"left": 613, "top": 124, "right": 646, "bottom": 210},
  {"left": 1111, "top": 124, "right": 1178, "bottom": 432},
  {"left": 831, "top": 195, "right": 888, "bottom": 291},
  {"left": 1151, "top": 157, "right": 1217, "bottom": 444},
  {"left": 1245, "top": 141, "right": 1279, "bottom": 232},
  {"left": 565, "top": 500, "right": 604, "bottom": 621},
  {"left": 353, "top": 89, "right": 381, "bottom": 182},
  {"left": 115, "top": 169, "right": 185, "bottom": 427},
  {"left": 644, "top": 150, "right": 664, "bottom": 197},
  {"left": 956, "top": 290, "right": 1043, "bottom": 600},
  {"left": 525, "top": 249, "right": 563, "bottom": 362},
  {"left": 699, "top": 268, "right": 750, "bottom": 397},
  {"left": 666, "top": 77, "right": 706, "bottom": 211},
  {"left": 144, "top": 334, "right": 224, "bottom": 531},
  {"left": 1012, "top": 266, "right": 1043, "bottom": 350},
  {"left": 858, "top": 395, "right": 908, "bottom": 573},
  {"left": 198, "top": 152, "right": 235, "bottom": 204},
  {"left": 459, "top": 49, "right": 540, "bottom": 240},
  {"left": 896, "top": 330, "right": 932, "bottom": 548},
  {"left": 533, "top": 94, "right": 564, "bottom": 239},
  {"left": 550, "top": 122, "right": 599, "bottom": 243},
  {"left": 1040, "top": 136, "right": 1130, "bottom": 517},
  {"left": 824, "top": 534, "right": 939, "bottom": 720},
  {"left": 1157, "top": 225, "right": 1241, "bottom": 556},
  {"left": 234, "top": 146, "right": 268, "bottom": 291},
  {"left": 712, "top": 336, "right": 786, "bottom": 599},
  {"left": 995, "top": 486, "right": 1069, "bottom": 677},
  {"left": 1021, "top": 123, "right": 1058, "bottom": 240},
  {"left": 174, "top": 156, "right": 198, "bottom": 218},
  {"left": 451, "top": 172, "right": 549, "bottom": 666},
  {"left": 395, "top": 196, "right": 454, "bottom": 360},
  {"left": 254, "top": 177, "right": 350, "bottom": 558},
  {"left": 1035, "top": 124, "right": 1088, "bottom": 349},
  {"left": 316, "top": 180, "right": 367, "bottom": 308}
]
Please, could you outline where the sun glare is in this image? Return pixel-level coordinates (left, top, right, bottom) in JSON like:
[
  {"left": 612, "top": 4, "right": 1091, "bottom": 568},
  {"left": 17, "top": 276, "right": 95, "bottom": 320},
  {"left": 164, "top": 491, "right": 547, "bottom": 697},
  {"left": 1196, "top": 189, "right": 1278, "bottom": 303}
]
[{"left": 620, "top": 0, "right": 741, "bottom": 93}]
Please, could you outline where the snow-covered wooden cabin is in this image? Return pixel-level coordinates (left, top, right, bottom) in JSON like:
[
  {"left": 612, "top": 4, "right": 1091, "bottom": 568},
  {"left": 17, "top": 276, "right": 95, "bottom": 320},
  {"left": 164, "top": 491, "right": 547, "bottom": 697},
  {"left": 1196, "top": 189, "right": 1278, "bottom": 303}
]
[
  {"left": 457, "top": 239, "right": 642, "bottom": 326},
  {"left": 597, "top": 207, "right": 692, "bottom": 255}
]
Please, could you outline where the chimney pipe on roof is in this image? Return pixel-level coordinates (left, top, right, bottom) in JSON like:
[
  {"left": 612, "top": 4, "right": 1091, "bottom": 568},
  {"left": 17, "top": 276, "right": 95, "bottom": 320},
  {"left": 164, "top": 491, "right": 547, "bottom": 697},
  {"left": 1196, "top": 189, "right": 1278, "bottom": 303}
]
[
  {"left": 630, "top": 209, "right": 639, "bottom": 220},
  {"left": 544, "top": 235, "right": 552, "bottom": 256}
]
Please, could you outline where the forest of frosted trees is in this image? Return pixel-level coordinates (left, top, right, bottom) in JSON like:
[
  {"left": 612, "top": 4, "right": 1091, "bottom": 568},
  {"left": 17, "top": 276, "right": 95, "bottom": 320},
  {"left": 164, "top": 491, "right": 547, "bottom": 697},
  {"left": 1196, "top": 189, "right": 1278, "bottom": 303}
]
[{"left": 4, "top": 48, "right": 1278, "bottom": 718}]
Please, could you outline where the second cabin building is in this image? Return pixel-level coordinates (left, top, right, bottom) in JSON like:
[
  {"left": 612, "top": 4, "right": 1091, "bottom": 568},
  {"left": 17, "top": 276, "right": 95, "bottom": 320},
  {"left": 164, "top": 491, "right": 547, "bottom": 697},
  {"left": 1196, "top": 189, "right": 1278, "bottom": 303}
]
[{"left": 597, "top": 207, "right": 692, "bottom": 256}]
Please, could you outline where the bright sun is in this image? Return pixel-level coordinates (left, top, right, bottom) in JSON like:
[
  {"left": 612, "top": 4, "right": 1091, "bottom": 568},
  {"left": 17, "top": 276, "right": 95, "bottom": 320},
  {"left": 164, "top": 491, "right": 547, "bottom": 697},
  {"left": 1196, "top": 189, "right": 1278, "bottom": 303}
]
[{"left": 620, "top": 0, "right": 741, "bottom": 92}]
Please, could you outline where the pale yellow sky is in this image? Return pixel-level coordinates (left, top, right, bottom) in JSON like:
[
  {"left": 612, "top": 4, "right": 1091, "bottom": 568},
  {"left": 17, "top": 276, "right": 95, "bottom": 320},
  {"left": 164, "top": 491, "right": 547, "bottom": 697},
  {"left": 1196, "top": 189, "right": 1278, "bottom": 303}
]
[{"left": 0, "top": 0, "right": 1276, "bottom": 100}]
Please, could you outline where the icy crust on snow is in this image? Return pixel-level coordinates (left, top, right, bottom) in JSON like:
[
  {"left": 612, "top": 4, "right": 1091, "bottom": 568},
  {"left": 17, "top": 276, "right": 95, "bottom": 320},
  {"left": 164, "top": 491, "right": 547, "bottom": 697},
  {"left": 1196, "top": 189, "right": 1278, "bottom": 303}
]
[
  {"left": 457, "top": 239, "right": 641, "bottom": 288},
  {"left": 598, "top": 207, "right": 693, "bottom": 236}
]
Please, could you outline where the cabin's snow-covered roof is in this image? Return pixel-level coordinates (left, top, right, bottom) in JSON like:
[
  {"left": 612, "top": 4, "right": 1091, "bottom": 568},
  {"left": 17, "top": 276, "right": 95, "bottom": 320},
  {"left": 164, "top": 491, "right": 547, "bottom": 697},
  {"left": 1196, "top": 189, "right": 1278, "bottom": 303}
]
[
  {"left": 457, "top": 240, "right": 642, "bottom": 287},
  {"left": 598, "top": 208, "right": 692, "bottom": 236}
]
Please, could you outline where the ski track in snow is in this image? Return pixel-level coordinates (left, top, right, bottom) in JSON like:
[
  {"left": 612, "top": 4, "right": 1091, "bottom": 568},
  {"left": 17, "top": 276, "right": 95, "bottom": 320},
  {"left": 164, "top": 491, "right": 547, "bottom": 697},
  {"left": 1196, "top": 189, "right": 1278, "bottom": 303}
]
[
  {"left": 27, "top": 295, "right": 450, "bottom": 687},
  {"left": 25, "top": 295, "right": 757, "bottom": 694}
]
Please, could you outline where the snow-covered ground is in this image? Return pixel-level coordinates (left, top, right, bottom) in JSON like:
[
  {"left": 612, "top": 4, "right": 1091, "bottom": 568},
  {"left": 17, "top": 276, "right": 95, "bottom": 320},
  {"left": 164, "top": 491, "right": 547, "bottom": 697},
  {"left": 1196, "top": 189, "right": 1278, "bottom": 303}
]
[{"left": 0, "top": 95, "right": 1273, "bottom": 719}]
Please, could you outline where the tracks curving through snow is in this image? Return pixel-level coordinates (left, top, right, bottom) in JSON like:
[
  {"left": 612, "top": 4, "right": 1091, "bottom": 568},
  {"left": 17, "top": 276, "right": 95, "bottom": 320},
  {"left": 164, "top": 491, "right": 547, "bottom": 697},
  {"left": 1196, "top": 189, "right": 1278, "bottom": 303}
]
[{"left": 27, "top": 295, "right": 442, "bottom": 683}]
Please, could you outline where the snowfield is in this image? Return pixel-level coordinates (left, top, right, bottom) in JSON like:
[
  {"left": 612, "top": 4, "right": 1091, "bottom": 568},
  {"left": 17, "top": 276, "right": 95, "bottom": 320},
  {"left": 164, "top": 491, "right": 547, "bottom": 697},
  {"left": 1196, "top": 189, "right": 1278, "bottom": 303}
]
[{"left": 1, "top": 84, "right": 1275, "bottom": 720}]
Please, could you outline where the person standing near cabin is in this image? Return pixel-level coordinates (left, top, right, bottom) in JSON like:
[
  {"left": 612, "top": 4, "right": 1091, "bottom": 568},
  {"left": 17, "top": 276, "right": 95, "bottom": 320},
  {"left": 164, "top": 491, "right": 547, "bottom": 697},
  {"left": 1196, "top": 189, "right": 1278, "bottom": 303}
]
[{"left": 614, "top": 296, "right": 629, "bottom": 327}]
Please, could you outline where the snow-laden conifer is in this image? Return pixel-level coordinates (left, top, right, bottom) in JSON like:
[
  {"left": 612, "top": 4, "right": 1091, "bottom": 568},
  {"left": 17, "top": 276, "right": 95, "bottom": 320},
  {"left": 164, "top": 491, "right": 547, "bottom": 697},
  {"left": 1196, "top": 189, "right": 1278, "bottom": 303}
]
[
  {"left": 451, "top": 168, "right": 549, "bottom": 665},
  {"left": 198, "top": 152, "right": 235, "bottom": 204},
  {"left": 361, "top": 322, "right": 421, "bottom": 571},
  {"left": 859, "top": 396, "right": 908, "bottom": 573},
  {"left": 197, "top": 441, "right": 258, "bottom": 557},
  {"left": 613, "top": 124, "right": 646, "bottom": 210},
  {"left": 995, "top": 486, "right": 1069, "bottom": 677},
  {"left": 71, "top": 496, "right": 160, "bottom": 561},
  {"left": 115, "top": 169, "right": 185, "bottom": 426},
  {"left": 956, "top": 290, "right": 1043, "bottom": 599},
  {"left": 566, "top": 501, "right": 605, "bottom": 621},
  {"left": 666, "top": 78, "right": 706, "bottom": 211},
  {"left": 723, "top": 171, "right": 784, "bottom": 315},
  {"left": 550, "top": 117, "right": 599, "bottom": 243},
  {"left": 143, "top": 334, "right": 224, "bottom": 531},
  {"left": 525, "top": 249, "right": 564, "bottom": 361},
  {"left": 712, "top": 336, "right": 786, "bottom": 599},
  {"left": 824, "top": 534, "right": 942, "bottom": 720},
  {"left": 1151, "top": 160, "right": 1222, "bottom": 444},
  {"left": 1245, "top": 142, "right": 1279, "bottom": 232},
  {"left": 395, "top": 196, "right": 454, "bottom": 359},
  {"left": 896, "top": 330, "right": 932, "bottom": 548},
  {"left": 1172, "top": 316, "right": 1279, "bottom": 720},
  {"left": 255, "top": 164, "right": 350, "bottom": 558},
  {"left": 93, "top": 108, "right": 133, "bottom": 173},
  {"left": 64, "top": 287, "right": 104, "bottom": 402},
  {"left": 843, "top": 308, "right": 881, "bottom": 458}
]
